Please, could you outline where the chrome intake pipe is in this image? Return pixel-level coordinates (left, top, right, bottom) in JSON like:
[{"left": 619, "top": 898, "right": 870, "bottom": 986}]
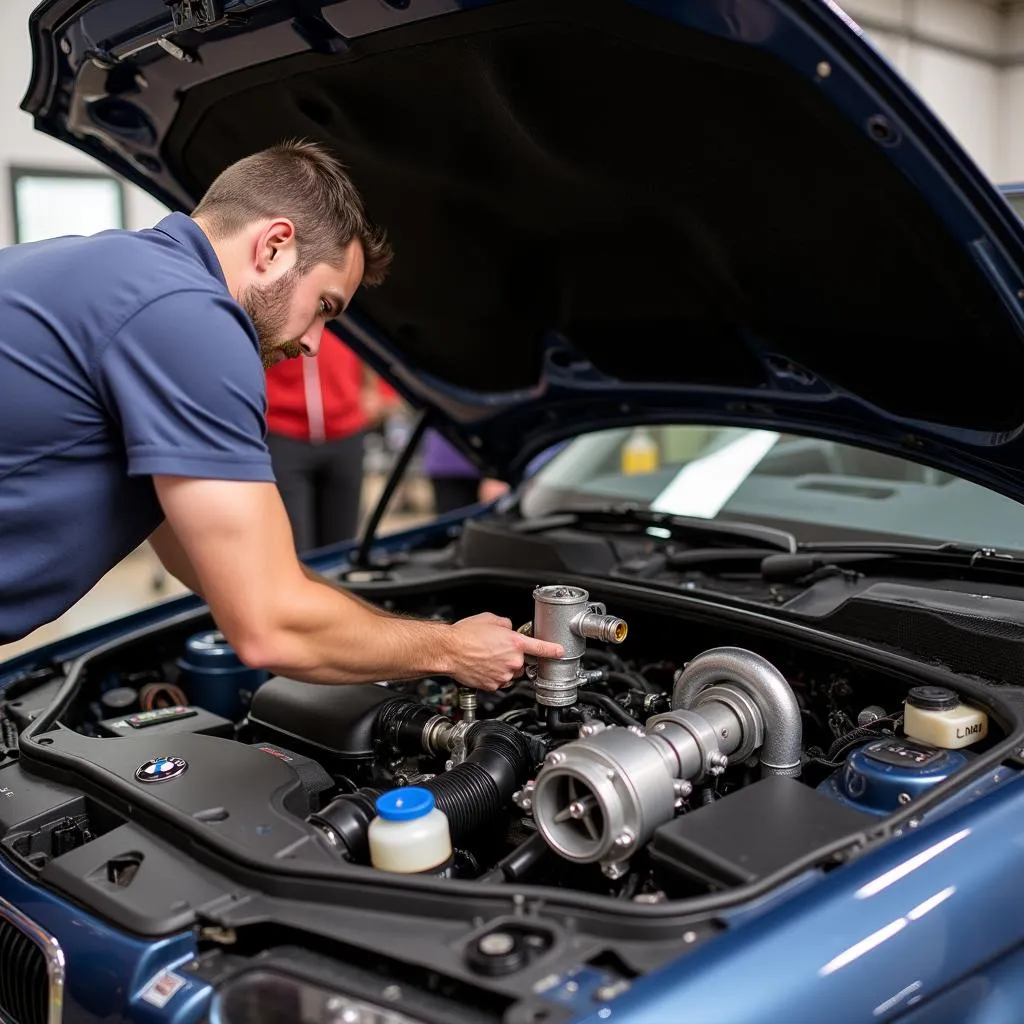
[{"left": 672, "top": 647, "right": 802, "bottom": 777}]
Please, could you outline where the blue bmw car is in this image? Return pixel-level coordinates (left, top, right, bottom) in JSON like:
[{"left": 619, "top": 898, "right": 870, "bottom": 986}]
[{"left": 8, "top": 0, "right": 1024, "bottom": 1022}]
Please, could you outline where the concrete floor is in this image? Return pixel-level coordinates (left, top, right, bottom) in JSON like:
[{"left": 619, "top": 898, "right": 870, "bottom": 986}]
[{"left": 0, "top": 474, "right": 434, "bottom": 662}]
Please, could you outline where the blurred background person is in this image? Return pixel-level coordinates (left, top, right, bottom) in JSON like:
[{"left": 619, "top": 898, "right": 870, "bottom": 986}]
[
  {"left": 422, "top": 429, "right": 509, "bottom": 513},
  {"left": 265, "top": 325, "right": 398, "bottom": 553}
]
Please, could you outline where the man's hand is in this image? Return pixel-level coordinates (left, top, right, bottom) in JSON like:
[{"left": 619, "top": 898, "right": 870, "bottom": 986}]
[
  {"left": 477, "top": 478, "right": 510, "bottom": 505},
  {"left": 447, "top": 613, "right": 563, "bottom": 690}
]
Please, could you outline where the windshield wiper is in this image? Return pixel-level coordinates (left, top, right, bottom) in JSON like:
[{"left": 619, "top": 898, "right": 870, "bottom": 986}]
[
  {"left": 761, "top": 542, "right": 1024, "bottom": 584},
  {"left": 535, "top": 505, "right": 797, "bottom": 553}
]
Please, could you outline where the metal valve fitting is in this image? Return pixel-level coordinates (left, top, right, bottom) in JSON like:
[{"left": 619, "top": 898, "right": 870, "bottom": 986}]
[{"left": 527, "top": 584, "right": 627, "bottom": 707}]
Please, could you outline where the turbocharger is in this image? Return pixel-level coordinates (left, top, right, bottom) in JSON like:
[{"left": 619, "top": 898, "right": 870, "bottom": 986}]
[
  {"left": 522, "top": 584, "right": 628, "bottom": 707},
  {"left": 530, "top": 647, "right": 802, "bottom": 878}
]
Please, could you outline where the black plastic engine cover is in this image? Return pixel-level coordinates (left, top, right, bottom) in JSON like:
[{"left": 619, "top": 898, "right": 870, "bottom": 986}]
[
  {"left": 32, "top": 729, "right": 340, "bottom": 869},
  {"left": 248, "top": 678, "right": 396, "bottom": 765},
  {"left": 649, "top": 776, "right": 872, "bottom": 889}
]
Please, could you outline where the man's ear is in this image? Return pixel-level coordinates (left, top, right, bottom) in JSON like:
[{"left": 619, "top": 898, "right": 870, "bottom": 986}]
[{"left": 254, "top": 218, "right": 297, "bottom": 273}]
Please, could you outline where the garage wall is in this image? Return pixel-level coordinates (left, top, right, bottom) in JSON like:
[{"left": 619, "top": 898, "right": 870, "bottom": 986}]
[
  {"left": 0, "top": 0, "right": 1017, "bottom": 245},
  {"left": 841, "top": 0, "right": 1004, "bottom": 179},
  {"left": 1000, "top": 3, "right": 1024, "bottom": 183},
  {"left": 0, "top": 0, "right": 169, "bottom": 246}
]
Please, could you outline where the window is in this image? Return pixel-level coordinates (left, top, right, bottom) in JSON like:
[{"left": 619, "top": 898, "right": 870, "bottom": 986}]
[{"left": 9, "top": 167, "right": 126, "bottom": 244}]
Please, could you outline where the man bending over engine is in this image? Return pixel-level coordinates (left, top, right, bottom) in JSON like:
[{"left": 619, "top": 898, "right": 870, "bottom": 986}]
[{"left": 0, "top": 141, "right": 562, "bottom": 688}]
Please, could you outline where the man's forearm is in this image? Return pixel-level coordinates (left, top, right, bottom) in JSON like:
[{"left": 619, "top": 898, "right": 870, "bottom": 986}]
[
  {"left": 255, "top": 576, "right": 453, "bottom": 684},
  {"left": 301, "top": 564, "right": 389, "bottom": 617}
]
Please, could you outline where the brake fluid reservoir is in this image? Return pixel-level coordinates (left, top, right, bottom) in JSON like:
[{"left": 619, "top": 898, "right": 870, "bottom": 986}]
[
  {"left": 903, "top": 686, "right": 988, "bottom": 750},
  {"left": 177, "top": 631, "right": 268, "bottom": 721},
  {"left": 369, "top": 787, "right": 453, "bottom": 875},
  {"left": 817, "top": 736, "right": 969, "bottom": 815}
]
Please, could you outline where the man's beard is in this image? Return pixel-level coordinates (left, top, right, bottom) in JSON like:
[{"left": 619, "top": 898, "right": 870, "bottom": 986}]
[{"left": 240, "top": 269, "right": 304, "bottom": 369}]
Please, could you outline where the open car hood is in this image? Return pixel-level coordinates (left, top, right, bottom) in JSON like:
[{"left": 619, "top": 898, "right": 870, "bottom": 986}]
[{"left": 22, "top": 0, "right": 1024, "bottom": 498}]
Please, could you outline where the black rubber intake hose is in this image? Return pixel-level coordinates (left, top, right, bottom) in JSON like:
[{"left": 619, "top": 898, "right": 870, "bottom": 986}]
[
  {"left": 427, "top": 719, "right": 532, "bottom": 840},
  {"left": 311, "top": 702, "right": 533, "bottom": 862},
  {"left": 375, "top": 698, "right": 439, "bottom": 754},
  {"left": 307, "top": 786, "right": 382, "bottom": 863}
]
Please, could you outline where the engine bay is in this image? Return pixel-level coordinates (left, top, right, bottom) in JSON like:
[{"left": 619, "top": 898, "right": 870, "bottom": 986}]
[{"left": 0, "top": 573, "right": 1012, "bottom": 912}]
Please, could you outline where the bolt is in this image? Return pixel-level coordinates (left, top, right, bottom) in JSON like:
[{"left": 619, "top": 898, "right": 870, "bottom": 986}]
[
  {"left": 684, "top": 930, "right": 698, "bottom": 944},
  {"left": 382, "top": 985, "right": 402, "bottom": 1002},
  {"left": 632, "top": 891, "right": 666, "bottom": 904},
  {"left": 60, "top": 38, "right": 72, "bottom": 55},
  {"left": 601, "top": 860, "right": 629, "bottom": 880},
  {"left": 546, "top": 752, "right": 565, "bottom": 767},
  {"left": 673, "top": 780, "right": 693, "bottom": 797},
  {"left": 579, "top": 724, "right": 601, "bottom": 738},
  {"left": 478, "top": 932, "right": 516, "bottom": 957},
  {"left": 444, "top": 760, "right": 454, "bottom": 771},
  {"left": 898, "top": 792, "right": 912, "bottom": 805},
  {"left": 615, "top": 830, "right": 635, "bottom": 848},
  {"left": 908, "top": 818, "right": 921, "bottom": 829},
  {"left": 652, "top": 723, "right": 666, "bottom": 732},
  {"left": 569, "top": 801, "right": 588, "bottom": 819},
  {"left": 595, "top": 981, "right": 631, "bottom": 1001},
  {"left": 816, "top": 60, "right": 831, "bottom": 78},
  {"left": 606, "top": 769, "right": 617, "bottom": 781}
]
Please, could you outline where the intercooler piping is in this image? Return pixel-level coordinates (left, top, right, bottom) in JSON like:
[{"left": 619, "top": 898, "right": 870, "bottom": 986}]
[
  {"left": 672, "top": 647, "right": 802, "bottom": 777},
  {"left": 530, "top": 646, "right": 803, "bottom": 874},
  {"left": 308, "top": 699, "right": 532, "bottom": 863}
]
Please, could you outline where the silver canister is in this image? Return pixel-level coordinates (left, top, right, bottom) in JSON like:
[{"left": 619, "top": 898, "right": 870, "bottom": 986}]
[{"left": 530, "top": 584, "right": 627, "bottom": 707}]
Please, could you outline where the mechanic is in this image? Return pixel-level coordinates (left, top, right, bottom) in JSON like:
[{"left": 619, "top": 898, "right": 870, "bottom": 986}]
[{"left": 0, "top": 141, "right": 563, "bottom": 689}]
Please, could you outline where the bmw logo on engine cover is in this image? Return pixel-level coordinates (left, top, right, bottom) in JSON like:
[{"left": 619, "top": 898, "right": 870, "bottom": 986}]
[{"left": 135, "top": 756, "right": 188, "bottom": 783}]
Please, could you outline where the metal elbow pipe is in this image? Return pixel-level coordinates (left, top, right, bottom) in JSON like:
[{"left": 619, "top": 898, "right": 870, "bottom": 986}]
[
  {"left": 574, "top": 611, "right": 628, "bottom": 644},
  {"left": 672, "top": 647, "right": 802, "bottom": 777}
]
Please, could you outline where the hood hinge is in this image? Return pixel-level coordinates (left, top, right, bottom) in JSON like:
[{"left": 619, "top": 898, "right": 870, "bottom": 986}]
[{"left": 166, "top": 0, "right": 222, "bottom": 34}]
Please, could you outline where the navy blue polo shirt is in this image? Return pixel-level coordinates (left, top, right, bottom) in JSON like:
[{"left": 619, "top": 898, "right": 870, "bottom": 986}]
[{"left": 0, "top": 213, "right": 274, "bottom": 644}]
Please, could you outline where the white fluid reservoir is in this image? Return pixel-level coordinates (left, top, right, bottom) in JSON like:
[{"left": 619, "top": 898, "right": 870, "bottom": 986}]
[
  {"left": 903, "top": 685, "right": 988, "bottom": 750},
  {"left": 369, "top": 787, "right": 453, "bottom": 874}
]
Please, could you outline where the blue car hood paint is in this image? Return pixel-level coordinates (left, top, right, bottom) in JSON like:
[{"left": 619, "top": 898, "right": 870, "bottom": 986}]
[{"left": 21, "top": 0, "right": 1024, "bottom": 500}]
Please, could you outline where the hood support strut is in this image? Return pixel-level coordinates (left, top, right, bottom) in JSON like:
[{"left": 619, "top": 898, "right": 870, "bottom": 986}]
[{"left": 353, "top": 408, "right": 431, "bottom": 569}]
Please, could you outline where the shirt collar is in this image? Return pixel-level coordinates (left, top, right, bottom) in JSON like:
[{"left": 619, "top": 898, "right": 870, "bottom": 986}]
[{"left": 153, "top": 212, "right": 229, "bottom": 290}]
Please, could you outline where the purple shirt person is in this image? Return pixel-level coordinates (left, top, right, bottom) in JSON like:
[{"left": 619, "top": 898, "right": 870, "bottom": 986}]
[{"left": 422, "top": 430, "right": 507, "bottom": 512}]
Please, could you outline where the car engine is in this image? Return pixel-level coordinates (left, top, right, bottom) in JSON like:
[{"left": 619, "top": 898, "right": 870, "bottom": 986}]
[{"left": 5, "top": 577, "right": 1000, "bottom": 909}]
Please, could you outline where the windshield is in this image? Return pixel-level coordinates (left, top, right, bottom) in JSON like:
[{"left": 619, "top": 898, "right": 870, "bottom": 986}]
[{"left": 519, "top": 426, "right": 1024, "bottom": 550}]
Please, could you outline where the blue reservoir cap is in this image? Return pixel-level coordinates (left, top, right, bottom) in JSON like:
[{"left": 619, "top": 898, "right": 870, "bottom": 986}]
[
  {"left": 375, "top": 787, "right": 435, "bottom": 822},
  {"left": 182, "top": 630, "right": 243, "bottom": 669}
]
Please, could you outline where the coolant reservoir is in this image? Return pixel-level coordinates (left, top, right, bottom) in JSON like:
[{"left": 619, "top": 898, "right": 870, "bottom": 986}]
[
  {"left": 369, "top": 787, "right": 453, "bottom": 875},
  {"left": 903, "top": 685, "right": 988, "bottom": 750}
]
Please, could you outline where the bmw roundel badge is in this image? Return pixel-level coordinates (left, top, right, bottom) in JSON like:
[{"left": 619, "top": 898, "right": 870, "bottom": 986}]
[{"left": 135, "top": 756, "right": 188, "bottom": 783}]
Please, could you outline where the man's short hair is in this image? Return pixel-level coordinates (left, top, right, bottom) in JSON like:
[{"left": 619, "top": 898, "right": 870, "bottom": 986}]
[{"left": 192, "top": 140, "right": 392, "bottom": 285}]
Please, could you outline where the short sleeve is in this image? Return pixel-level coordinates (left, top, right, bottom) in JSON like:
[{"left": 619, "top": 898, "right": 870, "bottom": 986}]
[{"left": 95, "top": 289, "right": 275, "bottom": 482}]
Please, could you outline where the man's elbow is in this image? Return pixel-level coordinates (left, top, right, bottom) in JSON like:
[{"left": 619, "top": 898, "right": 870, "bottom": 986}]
[{"left": 228, "top": 629, "right": 291, "bottom": 674}]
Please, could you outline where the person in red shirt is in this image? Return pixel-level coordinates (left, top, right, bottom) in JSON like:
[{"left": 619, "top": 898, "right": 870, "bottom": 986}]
[{"left": 265, "top": 325, "right": 396, "bottom": 552}]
